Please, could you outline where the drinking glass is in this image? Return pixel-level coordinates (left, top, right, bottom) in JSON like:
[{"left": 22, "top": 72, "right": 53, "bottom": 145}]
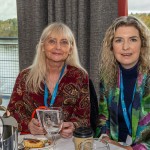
[
  {"left": 81, "top": 138, "right": 110, "bottom": 150},
  {"left": 42, "top": 107, "right": 63, "bottom": 149}
]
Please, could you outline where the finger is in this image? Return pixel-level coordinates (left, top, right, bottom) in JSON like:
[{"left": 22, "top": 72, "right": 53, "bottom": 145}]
[
  {"left": 30, "top": 126, "right": 45, "bottom": 135},
  {"left": 32, "top": 118, "right": 40, "bottom": 126},
  {"left": 29, "top": 119, "right": 45, "bottom": 135},
  {"left": 60, "top": 131, "right": 73, "bottom": 138},
  {"left": 101, "top": 137, "right": 111, "bottom": 143},
  {"left": 62, "top": 122, "right": 72, "bottom": 128},
  {"left": 62, "top": 122, "right": 75, "bottom": 132}
]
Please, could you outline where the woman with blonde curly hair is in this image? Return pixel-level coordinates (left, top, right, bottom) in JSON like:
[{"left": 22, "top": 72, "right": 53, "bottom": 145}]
[
  {"left": 7, "top": 22, "right": 90, "bottom": 138},
  {"left": 95, "top": 16, "right": 150, "bottom": 150}
]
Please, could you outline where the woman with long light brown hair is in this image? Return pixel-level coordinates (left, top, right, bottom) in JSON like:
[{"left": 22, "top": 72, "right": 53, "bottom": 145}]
[{"left": 96, "top": 16, "right": 150, "bottom": 150}]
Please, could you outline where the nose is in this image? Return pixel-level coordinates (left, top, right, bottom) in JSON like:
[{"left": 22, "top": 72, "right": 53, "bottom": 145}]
[
  {"left": 56, "top": 42, "right": 61, "bottom": 49},
  {"left": 122, "top": 41, "right": 130, "bottom": 50}
]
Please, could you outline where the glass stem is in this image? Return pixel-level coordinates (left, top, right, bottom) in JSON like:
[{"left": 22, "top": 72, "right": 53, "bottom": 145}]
[{"left": 52, "top": 134, "right": 56, "bottom": 149}]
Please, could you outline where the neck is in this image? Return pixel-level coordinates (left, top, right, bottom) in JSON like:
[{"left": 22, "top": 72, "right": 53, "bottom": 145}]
[
  {"left": 120, "top": 60, "right": 139, "bottom": 69},
  {"left": 46, "top": 60, "right": 65, "bottom": 74},
  {"left": 119, "top": 62, "right": 138, "bottom": 71},
  {"left": 46, "top": 61, "right": 65, "bottom": 93}
]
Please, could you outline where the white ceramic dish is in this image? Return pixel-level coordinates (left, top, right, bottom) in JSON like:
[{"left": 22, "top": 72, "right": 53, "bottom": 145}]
[
  {"left": 18, "top": 134, "right": 53, "bottom": 150},
  {"left": 30, "top": 144, "right": 53, "bottom": 150}
]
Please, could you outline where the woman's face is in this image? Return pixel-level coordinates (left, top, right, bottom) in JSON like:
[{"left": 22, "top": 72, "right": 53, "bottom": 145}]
[
  {"left": 43, "top": 34, "right": 71, "bottom": 63},
  {"left": 112, "top": 26, "right": 141, "bottom": 69}
]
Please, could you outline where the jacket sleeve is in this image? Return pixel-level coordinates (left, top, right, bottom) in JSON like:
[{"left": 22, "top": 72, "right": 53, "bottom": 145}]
[
  {"left": 132, "top": 79, "right": 150, "bottom": 150},
  {"left": 7, "top": 69, "right": 32, "bottom": 132},
  {"left": 68, "top": 73, "right": 91, "bottom": 128},
  {"left": 132, "top": 105, "right": 150, "bottom": 149},
  {"left": 132, "top": 125, "right": 150, "bottom": 150},
  {"left": 95, "top": 82, "right": 110, "bottom": 137}
]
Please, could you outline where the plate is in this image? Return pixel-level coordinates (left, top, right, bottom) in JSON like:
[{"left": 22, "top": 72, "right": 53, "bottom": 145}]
[
  {"left": 29, "top": 144, "right": 53, "bottom": 150},
  {"left": 24, "top": 138, "right": 53, "bottom": 150},
  {"left": 18, "top": 134, "right": 53, "bottom": 150}
]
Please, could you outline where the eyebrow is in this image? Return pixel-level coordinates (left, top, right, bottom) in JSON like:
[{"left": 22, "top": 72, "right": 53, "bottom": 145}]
[
  {"left": 114, "top": 36, "right": 140, "bottom": 39},
  {"left": 129, "top": 36, "right": 140, "bottom": 38},
  {"left": 48, "top": 37, "right": 68, "bottom": 41}
]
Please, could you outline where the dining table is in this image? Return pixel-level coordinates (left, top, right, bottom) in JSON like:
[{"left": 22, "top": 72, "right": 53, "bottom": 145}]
[{"left": 18, "top": 133, "right": 126, "bottom": 150}]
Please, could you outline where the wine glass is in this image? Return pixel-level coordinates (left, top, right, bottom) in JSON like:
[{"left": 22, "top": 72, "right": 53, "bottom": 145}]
[{"left": 42, "top": 107, "right": 63, "bottom": 149}]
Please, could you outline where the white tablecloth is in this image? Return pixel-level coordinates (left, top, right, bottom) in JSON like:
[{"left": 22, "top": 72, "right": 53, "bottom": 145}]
[{"left": 18, "top": 134, "right": 125, "bottom": 150}]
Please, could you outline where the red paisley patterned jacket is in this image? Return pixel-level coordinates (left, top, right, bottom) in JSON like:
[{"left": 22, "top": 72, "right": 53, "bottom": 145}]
[{"left": 7, "top": 65, "right": 90, "bottom": 132}]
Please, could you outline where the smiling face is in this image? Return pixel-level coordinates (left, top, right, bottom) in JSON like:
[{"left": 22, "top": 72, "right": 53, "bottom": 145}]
[
  {"left": 43, "top": 33, "right": 71, "bottom": 64},
  {"left": 112, "top": 26, "right": 142, "bottom": 69}
]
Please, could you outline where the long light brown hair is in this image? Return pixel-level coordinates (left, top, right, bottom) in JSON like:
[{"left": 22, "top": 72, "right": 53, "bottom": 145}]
[{"left": 99, "top": 16, "right": 150, "bottom": 89}]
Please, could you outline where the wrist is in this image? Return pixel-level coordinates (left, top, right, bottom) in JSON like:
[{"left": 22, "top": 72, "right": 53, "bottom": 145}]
[
  {"left": 122, "top": 145, "right": 133, "bottom": 150},
  {"left": 72, "top": 122, "right": 78, "bottom": 129},
  {"left": 72, "top": 122, "right": 76, "bottom": 131}
]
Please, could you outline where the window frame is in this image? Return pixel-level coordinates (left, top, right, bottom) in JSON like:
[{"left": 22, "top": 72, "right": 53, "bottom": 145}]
[{"left": 118, "top": 0, "right": 128, "bottom": 16}]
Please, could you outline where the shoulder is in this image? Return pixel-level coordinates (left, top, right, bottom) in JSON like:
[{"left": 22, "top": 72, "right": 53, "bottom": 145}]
[
  {"left": 65, "top": 65, "right": 89, "bottom": 85},
  {"left": 141, "top": 71, "right": 150, "bottom": 111},
  {"left": 16, "top": 67, "right": 31, "bottom": 80},
  {"left": 146, "top": 69, "right": 150, "bottom": 77},
  {"left": 12, "top": 68, "right": 31, "bottom": 89},
  {"left": 144, "top": 70, "right": 150, "bottom": 88},
  {"left": 67, "top": 65, "right": 88, "bottom": 77},
  {"left": 20, "top": 67, "right": 30, "bottom": 74}
]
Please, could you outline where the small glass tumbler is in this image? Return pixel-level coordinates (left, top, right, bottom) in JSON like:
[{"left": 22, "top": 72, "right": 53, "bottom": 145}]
[{"left": 81, "top": 138, "right": 110, "bottom": 150}]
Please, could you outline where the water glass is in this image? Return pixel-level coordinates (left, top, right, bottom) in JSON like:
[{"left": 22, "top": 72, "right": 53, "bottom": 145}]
[
  {"left": 81, "top": 138, "right": 110, "bottom": 150},
  {"left": 42, "top": 107, "right": 63, "bottom": 149}
]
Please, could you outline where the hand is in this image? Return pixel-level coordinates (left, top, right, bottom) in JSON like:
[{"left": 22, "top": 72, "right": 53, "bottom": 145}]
[
  {"left": 60, "top": 122, "right": 75, "bottom": 138},
  {"left": 101, "top": 136, "right": 133, "bottom": 150},
  {"left": 28, "top": 118, "right": 46, "bottom": 135}
]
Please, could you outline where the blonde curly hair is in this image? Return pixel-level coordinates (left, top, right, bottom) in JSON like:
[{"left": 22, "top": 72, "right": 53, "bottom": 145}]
[{"left": 99, "top": 16, "right": 150, "bottom": 90}]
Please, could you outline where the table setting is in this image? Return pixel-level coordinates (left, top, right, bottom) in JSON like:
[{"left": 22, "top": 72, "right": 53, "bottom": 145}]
[
  {"left": 18, "top": 133, "right": 125, "bottom": 150},
  {"left": 1, "top": 106, "right": 125, "bottom": 150}
]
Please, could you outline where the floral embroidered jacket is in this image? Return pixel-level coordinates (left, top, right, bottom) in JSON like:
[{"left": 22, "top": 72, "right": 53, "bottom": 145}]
[
  {"left": 7, "top": 65, "right": 90, "bottom": 132},
  {"left": 95, "top": 71, "right": 150, "bottom": 150}
]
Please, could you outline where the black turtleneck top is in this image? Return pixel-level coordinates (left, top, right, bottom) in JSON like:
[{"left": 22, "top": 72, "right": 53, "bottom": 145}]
[{"left": 118, "top": 64, "right": 138, "bottom": 142}]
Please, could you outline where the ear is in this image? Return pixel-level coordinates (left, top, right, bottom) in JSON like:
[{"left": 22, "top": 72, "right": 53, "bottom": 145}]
[{"left": 69, "top": 48, "right": 72, "bottom": 54}]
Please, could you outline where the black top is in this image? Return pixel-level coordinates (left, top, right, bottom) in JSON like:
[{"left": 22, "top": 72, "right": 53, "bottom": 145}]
[{"left": 118, "top": 64, "right": 138, "bottom": 142}]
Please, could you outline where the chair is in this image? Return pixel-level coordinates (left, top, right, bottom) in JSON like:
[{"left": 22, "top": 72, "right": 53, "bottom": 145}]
[{"left": 89, "top": 79, "right": 99, "bottom": 134}]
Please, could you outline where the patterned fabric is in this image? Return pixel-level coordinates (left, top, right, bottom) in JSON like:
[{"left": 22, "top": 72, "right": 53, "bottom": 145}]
[
  {"left": 7, "top": 65, "right": 90, "bottom": 132},
  {"left": 95, "top": 70, "right": 150, "bottom": 150}
]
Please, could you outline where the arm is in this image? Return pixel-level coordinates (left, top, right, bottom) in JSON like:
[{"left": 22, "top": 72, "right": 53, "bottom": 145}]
[
  {"left": 7, "top": 70, "right": 30, "bottom": 132},
  {"left": 130, "top": 75, "right": 150, "bottom": 150},
  {"left": 131, "top": 101, "right": 150, "bottom": 150},
  {"left": 131, "top": 114, "right": 150, "bottom": 150},
  {"left": 69, "top": 73, "right": 90, "bottom": 128},
  {"left": 95, "top": 82, "right": 110, "bottom": 137},
  {"left": 60, "top": 71, "right": 90, "bottom": 138},
  {"left": 7, "top": 69, "right": 44, "bottom": 133}
]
